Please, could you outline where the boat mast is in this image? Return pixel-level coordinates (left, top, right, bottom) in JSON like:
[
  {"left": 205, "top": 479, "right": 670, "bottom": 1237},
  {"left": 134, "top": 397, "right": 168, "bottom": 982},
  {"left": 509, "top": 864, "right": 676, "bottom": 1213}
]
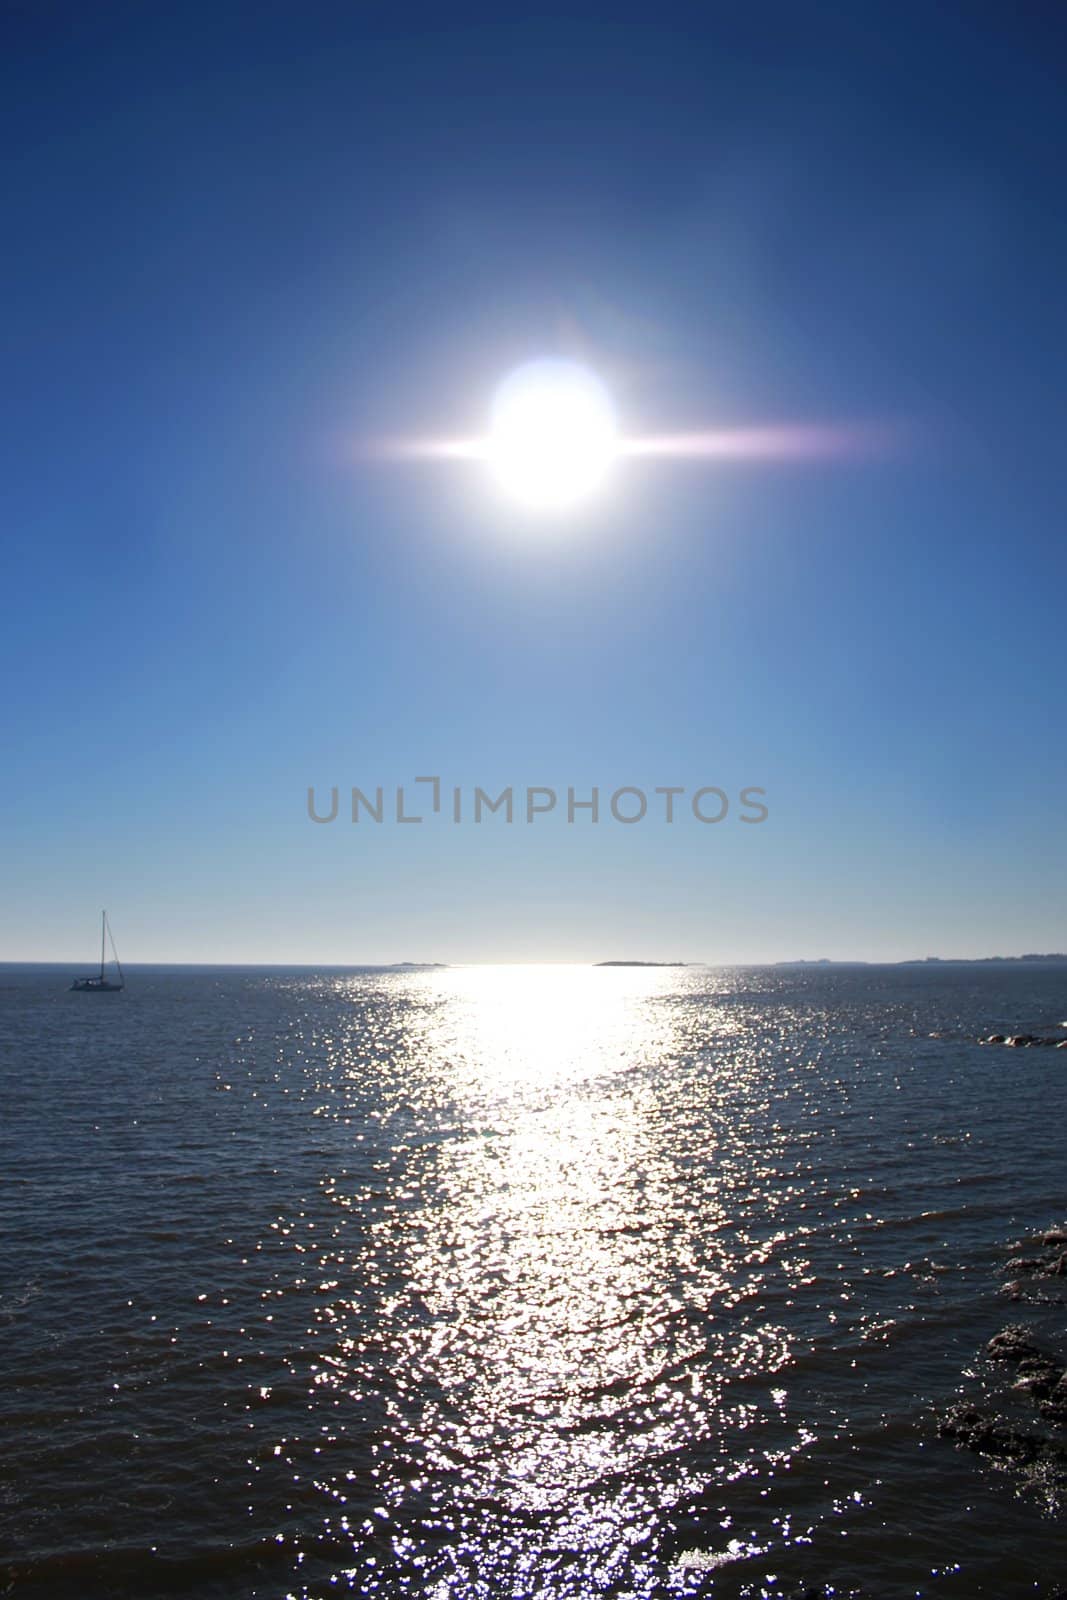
[
  {"left": 100, "top": 911, "right": 106, "bottom": 981},
  {"left": 108, "top": 916, "right": 124, "bottom": 988}
]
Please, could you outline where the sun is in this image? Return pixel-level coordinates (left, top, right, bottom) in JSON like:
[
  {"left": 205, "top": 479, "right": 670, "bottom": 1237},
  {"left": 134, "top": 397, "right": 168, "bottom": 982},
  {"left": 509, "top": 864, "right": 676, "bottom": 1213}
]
[{"left": 487, "top": 359, "right": 618, "bottom": 511}]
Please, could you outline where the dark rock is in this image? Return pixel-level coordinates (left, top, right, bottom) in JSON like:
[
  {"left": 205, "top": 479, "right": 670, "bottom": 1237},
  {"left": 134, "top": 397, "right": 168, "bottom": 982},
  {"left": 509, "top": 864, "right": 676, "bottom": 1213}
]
[
  {"left": 939, "top": 1403, "right": 1042, "bottom": 1462},
  {"left": 1039, "top": 1373, "right": 1067, "bottom": 1425},
  {"left": 1005, "top": 1248, "right": 1067, "bottom": 1280},
  {"left": 989, "top": 1034, "right": 1067, "bottom": 1047},
  {"left": 986, "top": 1325, "right": 1043, "bottom": 1364},
  {"left": 1012, "top": 1354, "right": 1064, "bottom": 1400}
]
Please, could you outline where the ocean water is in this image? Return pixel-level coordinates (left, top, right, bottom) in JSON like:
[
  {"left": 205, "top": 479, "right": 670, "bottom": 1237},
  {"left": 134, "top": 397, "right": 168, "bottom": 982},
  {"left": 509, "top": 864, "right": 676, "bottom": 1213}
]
[{"left": 1, "top": 963, "right": 1065, "bottom": 1600}]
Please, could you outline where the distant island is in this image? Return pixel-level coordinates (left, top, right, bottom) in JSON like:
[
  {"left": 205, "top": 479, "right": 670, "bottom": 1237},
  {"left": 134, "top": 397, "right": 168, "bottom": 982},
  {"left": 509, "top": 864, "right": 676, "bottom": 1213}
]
[
  {"left": 773, "top": 955, "right": 1067, "bottom": 967},
  {"left": 773, "top": 958, "right": 834, "bottom": 966},
  {"left": 600, "top": 956, "right": 1067, "bottom": 970},
  {"left": 900, "top": 954, "right": 1067, "bottom": 965}
]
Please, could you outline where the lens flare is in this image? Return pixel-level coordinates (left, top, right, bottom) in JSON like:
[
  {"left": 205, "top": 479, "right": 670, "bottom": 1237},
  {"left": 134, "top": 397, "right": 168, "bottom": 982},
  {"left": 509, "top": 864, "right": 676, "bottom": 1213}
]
[{"left": 358, "top": 365, "right": 900, "bottom": 513}]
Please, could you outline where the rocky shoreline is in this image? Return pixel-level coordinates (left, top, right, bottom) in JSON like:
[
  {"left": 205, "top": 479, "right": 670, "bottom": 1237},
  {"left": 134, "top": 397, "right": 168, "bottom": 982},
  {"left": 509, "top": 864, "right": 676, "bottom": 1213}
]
[
  {"left": 978, "top": 1033, "right": 1067, "bottom": 1048},
  {"left": 939, "top": 1229, "right": 1067, "bottom": 1496}
]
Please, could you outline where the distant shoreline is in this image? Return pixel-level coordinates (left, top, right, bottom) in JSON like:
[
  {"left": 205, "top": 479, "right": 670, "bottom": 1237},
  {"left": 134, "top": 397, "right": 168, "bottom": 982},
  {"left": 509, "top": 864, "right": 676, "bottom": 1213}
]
[
  {"left": 595, "top": 960, "right": 689, "bottom": 968},
  {"left": 3, "top": 955, "right": 1067, "bottom": 970},
  {"left": 773, "top": 954, "right": 1067, "bottom": 967}
]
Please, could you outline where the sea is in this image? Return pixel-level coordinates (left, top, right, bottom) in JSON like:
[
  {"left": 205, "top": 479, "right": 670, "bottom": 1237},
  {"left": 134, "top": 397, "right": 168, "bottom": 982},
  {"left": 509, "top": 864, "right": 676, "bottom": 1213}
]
[{"left": 1, "top": 962, "right": 1064, "bottom": 1600}]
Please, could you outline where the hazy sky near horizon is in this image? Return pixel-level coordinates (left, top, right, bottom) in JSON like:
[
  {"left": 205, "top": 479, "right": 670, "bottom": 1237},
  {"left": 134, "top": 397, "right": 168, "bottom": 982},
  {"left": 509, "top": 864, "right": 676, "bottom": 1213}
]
[{"left": 2, "top": 3, "right": 1065, "bottom": 964}]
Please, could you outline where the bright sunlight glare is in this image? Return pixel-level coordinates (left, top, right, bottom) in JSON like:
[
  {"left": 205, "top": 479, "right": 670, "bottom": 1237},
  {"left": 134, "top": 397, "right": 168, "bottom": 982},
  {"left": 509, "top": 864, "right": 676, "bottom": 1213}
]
[{"left": 487, "top": 360, "right": 619, "bottom": 511}]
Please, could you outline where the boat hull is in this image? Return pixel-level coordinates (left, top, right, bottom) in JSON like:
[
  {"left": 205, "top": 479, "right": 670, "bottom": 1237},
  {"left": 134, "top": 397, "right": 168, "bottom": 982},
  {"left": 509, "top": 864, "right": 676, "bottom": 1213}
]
[{"left": 71, "top": 979, "right": 124, "bottom": 992}]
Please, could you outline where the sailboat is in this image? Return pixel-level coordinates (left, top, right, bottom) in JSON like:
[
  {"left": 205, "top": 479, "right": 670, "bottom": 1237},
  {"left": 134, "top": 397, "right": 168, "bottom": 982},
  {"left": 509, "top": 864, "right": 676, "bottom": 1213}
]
[{"left": 71, "top": 911, "right": 125, "bottom": 991}]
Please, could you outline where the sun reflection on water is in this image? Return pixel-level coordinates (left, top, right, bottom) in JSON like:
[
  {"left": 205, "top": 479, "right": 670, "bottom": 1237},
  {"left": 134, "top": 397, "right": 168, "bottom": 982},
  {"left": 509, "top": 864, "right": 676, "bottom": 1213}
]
[{"left": 252, "top": 965, "right": 810, "bottom": 1595}]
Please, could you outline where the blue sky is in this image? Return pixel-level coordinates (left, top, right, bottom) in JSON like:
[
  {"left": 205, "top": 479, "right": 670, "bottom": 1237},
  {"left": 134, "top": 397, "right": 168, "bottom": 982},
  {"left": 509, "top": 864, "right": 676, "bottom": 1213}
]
[{"left": 2, "top": 3, "right": 1065, "bottom": 962}]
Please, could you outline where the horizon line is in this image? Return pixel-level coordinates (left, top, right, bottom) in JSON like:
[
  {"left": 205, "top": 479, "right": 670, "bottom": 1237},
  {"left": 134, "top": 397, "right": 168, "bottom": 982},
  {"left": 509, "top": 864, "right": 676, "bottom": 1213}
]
[{"left": 4, "top": 954, "right": 1067, "bottom": 970}]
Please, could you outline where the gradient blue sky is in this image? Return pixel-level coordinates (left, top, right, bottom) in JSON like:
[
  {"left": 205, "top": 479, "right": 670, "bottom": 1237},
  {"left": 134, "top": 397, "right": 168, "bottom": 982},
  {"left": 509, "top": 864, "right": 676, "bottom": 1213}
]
[{"left": 2, "top": 3, "right": 1065, "bottom": 963}]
